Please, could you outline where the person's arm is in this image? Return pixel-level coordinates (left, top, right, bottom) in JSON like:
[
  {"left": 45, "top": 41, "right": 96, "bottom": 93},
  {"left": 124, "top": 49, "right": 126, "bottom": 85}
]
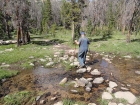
[{"left": 75, "top": 40, "right": 80, "bottom": 45}]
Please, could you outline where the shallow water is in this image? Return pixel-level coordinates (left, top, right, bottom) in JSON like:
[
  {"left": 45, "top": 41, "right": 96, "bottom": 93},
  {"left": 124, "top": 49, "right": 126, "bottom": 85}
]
[{"left": 0, "top": 54, "right": 140, "bottom": 104}]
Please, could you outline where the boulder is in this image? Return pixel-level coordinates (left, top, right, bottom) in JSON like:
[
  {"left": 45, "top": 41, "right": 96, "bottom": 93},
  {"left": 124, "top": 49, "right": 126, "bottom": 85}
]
[
  {"left": 109, "top": 81, "right": 118, "bottom": 88},
  {"left": 93, "top": 77, "right": 104, "bottom": 84},
  {"left": 59, "top": 78, "right": 67, "bottom": 85},
  {"left": 76, "top": 68, "right": 86, "bottom": 73},
  {"left": 102, "top": 92, "right": 113, "bottom": 100},
  {"left": 114, "top": 91, "right": 137, "bottom": 104},
  {"left": 91, "top": 69, "right": 101, "bottom": 76}
]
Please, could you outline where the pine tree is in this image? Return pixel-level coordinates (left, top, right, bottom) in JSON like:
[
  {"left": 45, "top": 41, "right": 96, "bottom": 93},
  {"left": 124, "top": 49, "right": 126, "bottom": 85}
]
[{"left": 41, "top": 0, "right": 52, "bottom": 34}]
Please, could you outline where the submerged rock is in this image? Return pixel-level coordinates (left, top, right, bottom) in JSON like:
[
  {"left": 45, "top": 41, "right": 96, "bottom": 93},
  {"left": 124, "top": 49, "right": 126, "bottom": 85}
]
[
  {"left": 76, "top": 68, "right": 86, "bottom": 73},
  {"left": 102, "top": 92, "right": 113, "bottom": 100},
  {"left": 114, "top": 91, "right": 137, "bottom": 104},
  {"left": 93, "top": 77, "right": 104, "bottom": 84},
  {"left": 109, "top": 81, "right": 118, "bottom": 88},
  {"left": 59, "top": 78, "right": 67, "bottom": 85},
  {"left": 91, "top": 69, "right": 101, "bottom": 76}
]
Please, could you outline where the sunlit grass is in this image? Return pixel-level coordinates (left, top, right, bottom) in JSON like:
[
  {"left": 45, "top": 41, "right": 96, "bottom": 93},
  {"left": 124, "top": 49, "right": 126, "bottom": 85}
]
[{"left": 0, "top": 69, "right": 18, "bottom": 80}]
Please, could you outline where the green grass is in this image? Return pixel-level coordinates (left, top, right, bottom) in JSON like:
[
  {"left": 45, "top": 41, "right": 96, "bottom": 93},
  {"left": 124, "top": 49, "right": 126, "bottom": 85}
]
[
  {"left": 4, "top": 91, "right": 33, "bottom": 105},
  {"left": 0, "top": 44, "right": 53, "bottom": 64},
  {"left": 62, "top": 99, "right": 86, "bottom": 105},
  {"left": 43, "top": 29, "right": 140, "bottom": 57},
  {"left": 0, "top": 69, "right": 18, "bottom": 80}
]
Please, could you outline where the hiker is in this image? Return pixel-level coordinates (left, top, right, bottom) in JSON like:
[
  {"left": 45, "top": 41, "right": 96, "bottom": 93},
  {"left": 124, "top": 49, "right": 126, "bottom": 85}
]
[{"left": 75, "top": 31, "right": 90, "bottom": 68}]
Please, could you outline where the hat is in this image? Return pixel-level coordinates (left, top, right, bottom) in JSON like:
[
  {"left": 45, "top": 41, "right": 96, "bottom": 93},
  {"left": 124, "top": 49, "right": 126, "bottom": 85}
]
[{"left": 80, "top": 31, "right": 85, "bottom": 35}]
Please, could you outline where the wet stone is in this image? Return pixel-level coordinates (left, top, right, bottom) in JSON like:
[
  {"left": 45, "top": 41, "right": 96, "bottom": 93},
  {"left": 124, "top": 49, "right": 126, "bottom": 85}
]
[
  {"left": 91, "top": 69, "right": 101, "bottom": 76},
  {"left": 88, "top": 103, "right": 96, "bottom": 105},
  {"left": 108, "top": 102, "right": 117, "bottom": 105},
  {"left": 71, "top": 90, "right": 78, "bottom": 94},
  {"left": 114, "top": 91, "right": 137, "bottom": 104},
  {"left": 54, "top": 101, "right": 63, "bottom": 105},
  {"left": 59, "top": 77, "right": 67, "bottom": 85},
  {"left": 135, "top": 71, "right": 140, "bottom": 75},
  {"left": 109, "top": 81, "right": 118, "bottom": 88},
  {"left": 76, "top": 68, "right": 86, "bottom": 73},
  {"left": 102, "top": 92, "right": 113, "bottom": 100},
  {"left": 93, "top": 77, "right": 104, "bottom": 84}
]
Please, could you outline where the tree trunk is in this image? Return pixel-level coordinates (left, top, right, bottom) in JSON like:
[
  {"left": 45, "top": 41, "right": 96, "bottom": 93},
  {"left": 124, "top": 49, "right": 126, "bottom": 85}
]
[
  {"left": 72, "top": 21, "right": 75, "bottom": 42},
  {"left": 122, "top": 25, "right": 125, "bottom": 35},
  {"left": 21, "top": 27, "right": 25, "bottom": 44},
  {"left": 127, "top": 30, "right": 131, "bottom": 43},
  {"left": 17, "top": 26, "right": 21, "bottom": 47}
]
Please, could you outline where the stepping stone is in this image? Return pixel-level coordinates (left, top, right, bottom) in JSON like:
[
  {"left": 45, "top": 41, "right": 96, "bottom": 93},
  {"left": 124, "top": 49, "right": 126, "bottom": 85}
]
[
  {"left": 85, "top": 87, "right": 91, "bottom": 92},
  {"left": 87, "top": 66, "right": 92, "bottom": 72},
  {"left": 86, "top": 82, "right": 92, "bottom": 88},
  {"left": 91, "top": 69, "right": 101, "bottom": 76},
  {"left": 114, "top": 91, "right": 137, "bottom": 104},
  {"left": 76, "top": 68, "right": 86, "bottom": 73},
  {"left": 88, "top": 103, "right": 96, "bottom": 105},
  {"left": 93, "top": 77, "right": 104, "bottom": 84},
  {"left": 109, "top": 81, "right": 118, "bottom": 88},
  {"left": 106, "top": 87, "right": 113, "bottom": 93},
  {"left": 102, "top": 92, "right": 113, "bottom": 100}
]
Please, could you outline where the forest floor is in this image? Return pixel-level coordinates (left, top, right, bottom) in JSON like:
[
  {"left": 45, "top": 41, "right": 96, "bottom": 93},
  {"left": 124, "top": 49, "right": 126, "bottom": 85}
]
[{"left": 0, "top": 30, "right": 140, "bottom": 105}]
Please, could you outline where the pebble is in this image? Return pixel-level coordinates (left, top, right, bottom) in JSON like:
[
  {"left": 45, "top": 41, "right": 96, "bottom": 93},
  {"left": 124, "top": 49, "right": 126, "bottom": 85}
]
[
  {"left": 59, "top": 78, "right": 67, "bottom": 85},
  {"left": 46, "top": 62, "right": 54, "bottom": 66},
  {"left": 85, "top": 87, "right": 91, "bottom": 92},
  {"left": 51, "top": 97, "right": 57, "bottom": 101},
  {"left": 121, "top": 87, "right": 129, "bottom": 91},
  {"left": 118, "top": 103, "right": 124, "bottom": 105},
  {"left": 87, "top": 78, "right": 93, "bottom": 82},
  {"left": 36, "top": 96, "right": 41, "bottom": 101},
  {"left": 71, "top": 90, "right": 78, "bottom": 94},
  {"left": 40, "top": 100, "right": 46, "bottom": 104}
]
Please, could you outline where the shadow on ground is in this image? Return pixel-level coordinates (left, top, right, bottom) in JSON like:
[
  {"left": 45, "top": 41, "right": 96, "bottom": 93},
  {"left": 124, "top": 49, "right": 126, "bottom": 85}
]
[{"left": 32, "top": 39, "right": 66, "bottom": 46}]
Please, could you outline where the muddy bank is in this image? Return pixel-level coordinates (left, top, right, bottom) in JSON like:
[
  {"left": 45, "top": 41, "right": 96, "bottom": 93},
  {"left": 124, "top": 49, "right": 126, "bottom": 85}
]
[{"left": 0, "top": 52, "right": 140, "bottom": 105}]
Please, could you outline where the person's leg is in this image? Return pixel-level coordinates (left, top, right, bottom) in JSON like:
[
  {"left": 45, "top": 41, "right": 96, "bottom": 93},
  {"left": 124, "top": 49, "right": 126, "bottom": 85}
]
[
  {"left": 78, "top": 52, "right": 85, "bottom": 67},
  {"left": 83, "top": 50, "right": 87, "bottom": 64}
]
